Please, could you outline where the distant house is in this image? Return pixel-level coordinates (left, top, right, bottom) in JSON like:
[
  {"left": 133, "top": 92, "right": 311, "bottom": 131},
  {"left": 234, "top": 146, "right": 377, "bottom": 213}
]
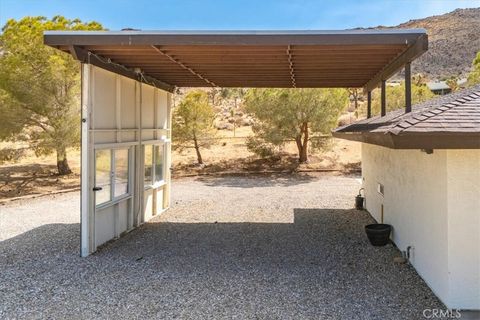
[
  {"left": 427, "top": 78, "right": 467, "bottom": 95},
  {"left": 333, "top": 85, "right": 480, "bottom": 310}
]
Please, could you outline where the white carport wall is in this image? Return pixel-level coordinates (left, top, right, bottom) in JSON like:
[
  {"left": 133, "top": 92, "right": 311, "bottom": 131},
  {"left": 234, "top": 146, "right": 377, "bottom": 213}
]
[{"left": 81, "top": 64, "right": 172, "bottom": 256}]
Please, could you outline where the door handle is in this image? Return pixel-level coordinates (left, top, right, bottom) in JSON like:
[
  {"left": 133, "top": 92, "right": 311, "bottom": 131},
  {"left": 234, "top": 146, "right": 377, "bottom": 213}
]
[{"left": 93, "top": 186, "right": 103, "bottom": 191}]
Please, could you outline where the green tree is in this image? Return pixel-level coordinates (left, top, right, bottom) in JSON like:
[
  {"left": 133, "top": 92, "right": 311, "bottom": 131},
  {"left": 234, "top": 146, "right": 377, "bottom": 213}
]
[
  {"left": 244, "top": 88, "right": 349, "bottom": 163},
  {"left": 220, "top": 88, "right": 246, "bottom": 105},
  {"left": 0, "top": 16, "right": 103, "bottom": 174},
  {"left": 172, "top": 90, "right": 216, "bottom": 165},
  {"left": 468, "top": 52, "right": 480, "bottom": 86},
  {"left": 208, "top": 87, "right": 220, "bottom": 106},
  {"left": 368, "top": 82, "right": 434, "bottom": 116},
  {"left": 218, "top": 88, "right": 247, "bottom": 137},
  {"left": 348, "top": 88, "right": 361, "bottom": 118}
]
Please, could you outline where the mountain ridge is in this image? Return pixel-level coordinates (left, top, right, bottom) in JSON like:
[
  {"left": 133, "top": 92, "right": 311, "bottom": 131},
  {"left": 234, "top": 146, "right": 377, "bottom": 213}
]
[{"left": 387, "top": 7, "right": 479, "bottom": 79}]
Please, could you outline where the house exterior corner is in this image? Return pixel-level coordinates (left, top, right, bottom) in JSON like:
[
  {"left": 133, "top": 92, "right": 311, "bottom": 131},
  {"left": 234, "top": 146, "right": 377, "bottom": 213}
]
[{"left": 361, "top": 143, "right": 480, "bottom": 309}]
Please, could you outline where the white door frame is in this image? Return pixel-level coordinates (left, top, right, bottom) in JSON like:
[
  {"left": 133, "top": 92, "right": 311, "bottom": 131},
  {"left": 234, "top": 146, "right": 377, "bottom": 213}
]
[{"left": 80, "top": 63, "right": 95, "bottom": 257}]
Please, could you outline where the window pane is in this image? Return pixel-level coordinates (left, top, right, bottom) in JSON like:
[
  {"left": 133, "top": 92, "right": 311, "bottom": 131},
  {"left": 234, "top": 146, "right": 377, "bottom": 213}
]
[
  {"left": 154, "top": 145, "right": 164, "bottom": 183},
  {"left": 114, "top": 149, "right": 129, "bottom": 197},
  {"left": 95, "top": 150, "right": 111, "bottom": 205},
  {"left": 144, "top": 145, "right": 153, "bottom": 186}
]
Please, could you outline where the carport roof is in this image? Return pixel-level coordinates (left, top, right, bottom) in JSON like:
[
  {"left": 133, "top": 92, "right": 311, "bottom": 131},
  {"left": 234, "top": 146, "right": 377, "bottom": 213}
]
[{"left": 44, "top": 29, "right": 428, "bottom": 92}]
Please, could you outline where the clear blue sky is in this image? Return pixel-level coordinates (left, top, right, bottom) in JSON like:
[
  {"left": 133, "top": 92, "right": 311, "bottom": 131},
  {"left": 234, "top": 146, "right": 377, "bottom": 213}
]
[{"left": 1, "top": 0, "right": 479, "bottom": 30}]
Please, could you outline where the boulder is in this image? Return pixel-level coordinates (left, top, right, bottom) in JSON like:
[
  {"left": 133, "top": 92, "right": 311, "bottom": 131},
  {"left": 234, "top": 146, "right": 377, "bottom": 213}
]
[
  {"left": 239, "top": 118, "right": 251, "bottom": 126},
  {"left": 214, "top": 120, "right": 229, "bottom": 130}
]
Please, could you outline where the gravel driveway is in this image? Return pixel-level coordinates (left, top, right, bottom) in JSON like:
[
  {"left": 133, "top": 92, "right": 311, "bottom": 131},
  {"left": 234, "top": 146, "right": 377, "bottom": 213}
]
[{"left": 0, "top": 173, "right": 444, "bottom": 319}]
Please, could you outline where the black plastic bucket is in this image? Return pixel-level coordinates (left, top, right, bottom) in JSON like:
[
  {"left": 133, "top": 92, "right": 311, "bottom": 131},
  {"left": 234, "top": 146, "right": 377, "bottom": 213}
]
[
  {"left": 355, "top": 195, "right": 364, "bottom": 210},
  {"left": 365, "top": 224, "right": 392, "bottom": 246}
]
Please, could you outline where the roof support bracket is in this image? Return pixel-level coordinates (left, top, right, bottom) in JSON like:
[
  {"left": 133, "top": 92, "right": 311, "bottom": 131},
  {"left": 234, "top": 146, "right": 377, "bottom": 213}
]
[
  {"left": 68, "top": 46, "right": 175, "bottom": 92},
  {"left": 68, "top": 45, "right": 80, "bottom": 60},
  {"left": 151, "top": 45, "right": 217, "bottom": 87},
  {"left": 286, "top": 45, "right": 296, "bottom": 88}
]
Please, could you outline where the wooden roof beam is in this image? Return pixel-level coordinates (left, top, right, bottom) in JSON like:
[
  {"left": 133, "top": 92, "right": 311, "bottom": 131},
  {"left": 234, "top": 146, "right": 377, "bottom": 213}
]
[{"left": 364, "top": 34, "right": 428, "bottom": 92}]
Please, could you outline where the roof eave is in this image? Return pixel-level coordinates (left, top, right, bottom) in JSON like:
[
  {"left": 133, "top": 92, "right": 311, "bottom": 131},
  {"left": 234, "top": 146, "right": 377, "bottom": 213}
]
[
  {"left": 363, "top": 33, "right": 428, "bottom": 92},
  {"left": 333, "top": 131, "right": 480, "bottom": 149},
  {"left": 43, "top": 29, "right": 427, "bottom": 47}
]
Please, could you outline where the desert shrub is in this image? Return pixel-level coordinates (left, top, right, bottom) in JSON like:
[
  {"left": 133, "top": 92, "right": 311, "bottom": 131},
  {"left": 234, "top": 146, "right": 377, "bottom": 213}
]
[{"left": 0, "top": 147, "right": 27, "bottom": 164}]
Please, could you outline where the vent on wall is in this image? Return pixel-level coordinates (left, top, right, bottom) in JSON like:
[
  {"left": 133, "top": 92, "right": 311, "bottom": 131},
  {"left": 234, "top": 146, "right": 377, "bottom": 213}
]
[{"left": 377, "top": 183, "right": 384, "bottom": 196}]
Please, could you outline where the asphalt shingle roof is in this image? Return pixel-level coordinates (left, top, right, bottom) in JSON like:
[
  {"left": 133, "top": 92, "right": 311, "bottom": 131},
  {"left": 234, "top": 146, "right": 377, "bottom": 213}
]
[{"left": 335, "top": 84, "right": 480, "bottom": 136}]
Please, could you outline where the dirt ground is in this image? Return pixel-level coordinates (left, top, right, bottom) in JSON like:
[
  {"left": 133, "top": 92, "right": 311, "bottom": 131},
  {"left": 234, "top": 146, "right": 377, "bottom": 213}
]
[
  {"left": 0, "top": 143, "right": 80, "bottom": 200},
  {"left": 173, "top": 127, "right": 361, "bottom": 176},
  {"left": 0, "top": 127, "right": 360, "bottom": 200}
]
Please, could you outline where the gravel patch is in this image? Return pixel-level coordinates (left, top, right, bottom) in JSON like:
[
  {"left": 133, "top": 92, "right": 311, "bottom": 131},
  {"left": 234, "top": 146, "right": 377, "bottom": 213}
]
[{"left": 0, "top": 173, "right": 444, "bottom": 319}]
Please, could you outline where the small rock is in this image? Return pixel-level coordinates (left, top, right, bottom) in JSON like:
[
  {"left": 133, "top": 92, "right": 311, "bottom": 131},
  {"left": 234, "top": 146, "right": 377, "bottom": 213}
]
[{"left": 393, "top": 256, "right": 407, "bottom": 264}]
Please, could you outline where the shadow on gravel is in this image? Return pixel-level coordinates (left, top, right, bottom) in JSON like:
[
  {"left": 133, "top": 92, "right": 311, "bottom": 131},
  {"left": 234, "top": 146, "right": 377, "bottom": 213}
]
[
  {"left": 0, "top": 223, "right": 79, "bottom": 258},
  {"left": 195, "top": 172, "right": 317, "bottom": 188},
  {"left": 0, "top": 209, "right": 444, "bottom": 319}
]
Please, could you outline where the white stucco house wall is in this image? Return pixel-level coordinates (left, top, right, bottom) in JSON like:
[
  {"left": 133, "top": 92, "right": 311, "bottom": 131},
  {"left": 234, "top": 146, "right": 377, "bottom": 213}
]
[{"left": 334, "top": 86, "right": 480, "bottom": 310}]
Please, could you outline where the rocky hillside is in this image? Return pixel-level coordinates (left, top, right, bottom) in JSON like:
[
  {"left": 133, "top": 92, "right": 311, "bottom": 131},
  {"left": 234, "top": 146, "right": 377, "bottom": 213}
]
[{"left": 393, "top": 8, "right": 480, "bottom": 79}]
